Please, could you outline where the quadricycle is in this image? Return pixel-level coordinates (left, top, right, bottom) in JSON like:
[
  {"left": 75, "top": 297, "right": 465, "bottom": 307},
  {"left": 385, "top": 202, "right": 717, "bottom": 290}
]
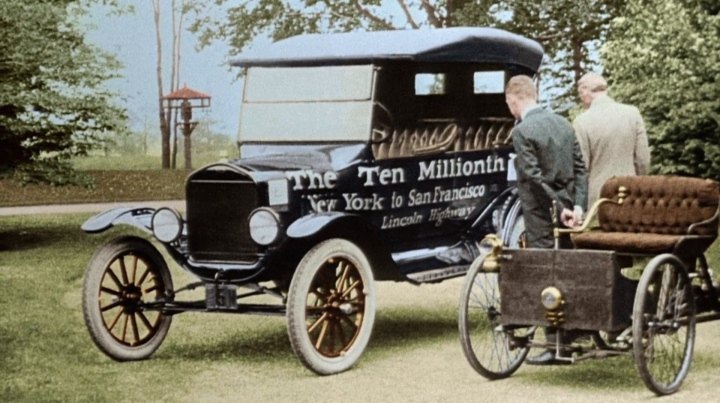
[{"left": 458, "top": 175, "right": 720, "bottom": 395}]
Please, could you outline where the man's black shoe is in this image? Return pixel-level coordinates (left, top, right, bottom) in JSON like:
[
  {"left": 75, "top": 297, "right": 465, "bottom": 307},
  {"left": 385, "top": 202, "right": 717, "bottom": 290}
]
[{"left": 525, "top": 350, "right": 571, "bottom": 366}]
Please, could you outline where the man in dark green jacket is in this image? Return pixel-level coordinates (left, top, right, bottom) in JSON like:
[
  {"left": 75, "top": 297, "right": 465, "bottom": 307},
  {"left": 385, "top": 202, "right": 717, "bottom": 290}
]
[
  {"left": 505, "top": 75, "right": 588, "bottom": 365},
  {"left": 506, "top": 75, "right": 588, "bottom": 248}
]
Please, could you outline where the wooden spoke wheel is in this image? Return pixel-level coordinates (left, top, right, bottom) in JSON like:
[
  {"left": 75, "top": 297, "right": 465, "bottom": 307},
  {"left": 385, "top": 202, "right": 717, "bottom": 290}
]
[
  {"left": 287, "top": 239, "right": 376, "bottom": 375},
  {"left": 83, "top": 236, "right": 173, "bottom": 361}
]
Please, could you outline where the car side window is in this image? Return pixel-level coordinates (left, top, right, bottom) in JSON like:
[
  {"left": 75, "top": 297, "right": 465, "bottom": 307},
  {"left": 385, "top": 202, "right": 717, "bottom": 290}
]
[
  {"left": 473, "top": 71, "right": 505, "bottom": 94},
  {"left": 415, "top": 73, "right": 446, "bottom": 96}
]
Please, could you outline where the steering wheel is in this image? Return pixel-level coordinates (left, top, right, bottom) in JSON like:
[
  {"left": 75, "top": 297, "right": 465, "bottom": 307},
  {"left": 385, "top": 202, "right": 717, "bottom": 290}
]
[{"left": 370, "top": 101, "right": 396, "bottom": 144}]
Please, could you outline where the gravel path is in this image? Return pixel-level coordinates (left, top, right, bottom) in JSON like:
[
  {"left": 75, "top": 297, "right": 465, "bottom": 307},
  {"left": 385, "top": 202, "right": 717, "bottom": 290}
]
[{"left": 0, "top": 200, "right": 185, "bottom": 216}]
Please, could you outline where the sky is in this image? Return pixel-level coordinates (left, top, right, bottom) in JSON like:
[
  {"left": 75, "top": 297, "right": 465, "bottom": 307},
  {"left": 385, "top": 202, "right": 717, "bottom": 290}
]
[
  {"left": 86, "top": 2, "right": 243, "bottom": 137},
  {"left": 84, "top": 2, "right": 420, "bottom": 140}
]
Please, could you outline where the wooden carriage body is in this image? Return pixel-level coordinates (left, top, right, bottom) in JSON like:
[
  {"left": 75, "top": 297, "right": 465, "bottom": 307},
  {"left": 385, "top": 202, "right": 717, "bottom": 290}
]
[
  {"left": 500, "top": 249, "right": 636, "bottom": 332},
  {"left": 499, "top": 175, "right": 720, "bottom": 332}
]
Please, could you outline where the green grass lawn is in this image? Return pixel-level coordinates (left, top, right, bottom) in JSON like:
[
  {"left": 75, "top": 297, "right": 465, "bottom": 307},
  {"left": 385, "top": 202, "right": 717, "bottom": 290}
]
[{"left": 2, "top": 214, "right": 720, "bottom": 402}]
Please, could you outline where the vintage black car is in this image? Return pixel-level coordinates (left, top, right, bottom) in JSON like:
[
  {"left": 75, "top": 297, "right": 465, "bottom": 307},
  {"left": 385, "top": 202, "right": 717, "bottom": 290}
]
[{"left": 81, "top": 27, "right": 542, "bottom": 374}]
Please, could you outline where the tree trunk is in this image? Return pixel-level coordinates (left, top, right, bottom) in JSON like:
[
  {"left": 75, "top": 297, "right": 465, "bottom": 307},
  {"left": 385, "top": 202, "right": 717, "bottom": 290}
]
[
  {"left": 183, "top": 128, "right": 192, "bottom": 171},
  {"left": 153, "top": 0, "right": 170, "bottom": 169},
  {"left": 171, "top": 115, "right": 178, "bottom": 169},
  {"left": 571, "top": 31, "right": 584, "bottom": 88}
]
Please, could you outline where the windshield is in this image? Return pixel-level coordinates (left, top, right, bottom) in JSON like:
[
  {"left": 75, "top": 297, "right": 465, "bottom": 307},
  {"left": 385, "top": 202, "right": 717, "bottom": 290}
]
[{"left": 239, "top": 65, "right": 375, "bottom": 142}]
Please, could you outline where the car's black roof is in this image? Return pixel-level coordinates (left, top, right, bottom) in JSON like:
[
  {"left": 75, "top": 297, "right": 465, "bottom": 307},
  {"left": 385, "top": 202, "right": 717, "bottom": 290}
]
[{"left": 231, "top": 27, "right": 543, "bottom": 71}]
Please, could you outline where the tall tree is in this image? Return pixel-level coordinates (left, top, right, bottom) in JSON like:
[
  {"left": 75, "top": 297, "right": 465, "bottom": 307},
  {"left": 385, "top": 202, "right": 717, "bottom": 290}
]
[
  {"left": 0, "top": 0, "right": 127, "bottom": 183},
  {"left": 191, "top": 1, "right": 496, "bottom": 57},
  {"left": 603, "top": 0, "right": 720, "bottom": 178},
  {"left": 154, "top": 0, "right": 194, "bottom": 169},
  {"left": 472, "top": 0, "right": 624, "bottom": 110},
  {"left": 191, "top": 1, "right": 622, "bottom": 113}
]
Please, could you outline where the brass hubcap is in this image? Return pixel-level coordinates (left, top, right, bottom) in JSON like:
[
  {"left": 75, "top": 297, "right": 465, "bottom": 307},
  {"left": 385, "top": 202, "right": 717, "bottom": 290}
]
[
  {"left": 306, "top": 257, "right": 365, "bottom": 357},
  {"left": 98, "top": 253, "right": 164, "bottom": 347}
]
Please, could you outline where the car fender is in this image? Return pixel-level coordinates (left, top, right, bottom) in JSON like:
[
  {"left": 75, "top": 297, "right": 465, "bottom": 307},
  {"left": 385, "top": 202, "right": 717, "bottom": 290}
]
[
  {"left": 285, "top": 212, "right": 352, "bottom": 239},
  {"left": 81, "top": 207, "right": 156, "bottom": 234}
]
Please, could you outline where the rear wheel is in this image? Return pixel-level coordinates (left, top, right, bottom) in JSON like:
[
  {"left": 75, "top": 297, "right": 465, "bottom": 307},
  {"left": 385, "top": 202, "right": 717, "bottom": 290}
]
[
  {"left": 287, "top": 239, "right": 376, "bottom": 375},
  {"left": 82, "top": 236, "right": 173, "bottom": 361},
  {"left": 505, "top": 214, "right": 526, "bottom": 248},
  {"left": 632, "top": 254, "right": 696, "bottom": 395},
  {"left": 501, "top": 200, "right": 526, "bottom": 248},
  {"left": 459, "top": 257, "right": 529, "bottom": 379}
]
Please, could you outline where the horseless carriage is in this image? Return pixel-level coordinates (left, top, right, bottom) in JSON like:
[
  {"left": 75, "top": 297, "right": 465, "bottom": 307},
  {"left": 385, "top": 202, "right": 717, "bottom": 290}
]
[
  {"left": 80, "top": 28, "right": 542, "bottom": 374},
  {"left": 459, "top": 175, "right": 720, "bottom": 395}
]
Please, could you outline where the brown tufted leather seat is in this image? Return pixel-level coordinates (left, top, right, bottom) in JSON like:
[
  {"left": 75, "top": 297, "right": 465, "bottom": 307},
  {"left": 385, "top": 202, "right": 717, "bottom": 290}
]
[{"left": 571, "top": 176, "right": 720, "bottom": 256}]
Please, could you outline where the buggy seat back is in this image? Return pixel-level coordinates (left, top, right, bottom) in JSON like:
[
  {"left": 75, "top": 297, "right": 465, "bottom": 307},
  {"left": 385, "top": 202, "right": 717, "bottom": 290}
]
[{"left": 571, "top": 176, "right": 720, "bottom": 256}]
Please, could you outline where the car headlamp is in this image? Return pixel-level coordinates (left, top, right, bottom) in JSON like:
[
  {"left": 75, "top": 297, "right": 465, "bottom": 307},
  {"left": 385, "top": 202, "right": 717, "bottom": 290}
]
[
  {"left": 248, "top": 208, "right": 280, "bottom": 246},
  {"left": 541, "top": 287, "right": 563, "bottom": 310},
  {"left": 151, "top": 208, "right": 183, "bottom": 243}
]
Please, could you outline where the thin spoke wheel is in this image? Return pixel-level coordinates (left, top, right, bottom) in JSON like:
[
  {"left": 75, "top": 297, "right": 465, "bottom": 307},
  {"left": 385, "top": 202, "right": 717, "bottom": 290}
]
[
  {"left": 83, "top": 237, "right": 173, "bottom": 361},
  {"left": 459, "top": 257, "right": 529, "bottom": 379},
  {"left": 632, "top": 254, "right": 695, "bottom": 395},
  {"left": 287, "top": 239, "right": 376, "bottom": 375},
  {"left": 506, "top": 214, "right": 526, "bottom": 248}
]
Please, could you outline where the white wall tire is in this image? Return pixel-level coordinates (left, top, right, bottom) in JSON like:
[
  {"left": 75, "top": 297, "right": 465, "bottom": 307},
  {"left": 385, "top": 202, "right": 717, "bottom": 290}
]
[
  {"left": 82, "top": 236, "right": 173, "bottom": 361},
  {"left": 287, "top": 238, "right": 376, "bottom": 375}
]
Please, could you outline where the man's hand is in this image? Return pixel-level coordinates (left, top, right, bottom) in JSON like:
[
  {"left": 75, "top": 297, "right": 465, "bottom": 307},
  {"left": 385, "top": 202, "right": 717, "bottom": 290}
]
[{"left": 560, "top": 207, "right": 583, "bottom": 228}]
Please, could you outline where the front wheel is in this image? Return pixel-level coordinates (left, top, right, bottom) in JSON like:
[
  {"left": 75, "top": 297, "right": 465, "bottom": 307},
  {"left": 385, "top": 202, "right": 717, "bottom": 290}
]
[
  {"left": 459, "top": 257, "right": 529, "bottom": 379},
  {"left": 632, "top": 254, "right": 696, "bottom": 395},
  {"left": 82, "top": 236, "right": 174, "bottom": 361},
  {"left": 500, "top": 199, "right": 525, "bottom": 248},
  {"left": 287, "top": 239, "right": 376, "bottom": 375}
]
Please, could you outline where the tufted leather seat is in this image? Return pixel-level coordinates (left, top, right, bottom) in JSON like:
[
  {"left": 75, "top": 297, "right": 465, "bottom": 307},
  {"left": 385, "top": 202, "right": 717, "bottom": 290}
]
[{"left": 572, "top": 176, "right": 720, "bottom": 255}]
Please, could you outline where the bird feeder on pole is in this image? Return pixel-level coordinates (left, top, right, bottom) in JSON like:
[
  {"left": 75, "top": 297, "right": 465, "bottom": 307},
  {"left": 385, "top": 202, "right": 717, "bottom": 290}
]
[{"left": 162, "top": 84, "right": 211, "bottom": 170}]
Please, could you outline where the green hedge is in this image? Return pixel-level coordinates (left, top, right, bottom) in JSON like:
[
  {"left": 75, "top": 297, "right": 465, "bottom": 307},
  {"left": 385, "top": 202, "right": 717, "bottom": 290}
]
[{"left": 0, "top": 170, "right": 186, "bottom": 206}]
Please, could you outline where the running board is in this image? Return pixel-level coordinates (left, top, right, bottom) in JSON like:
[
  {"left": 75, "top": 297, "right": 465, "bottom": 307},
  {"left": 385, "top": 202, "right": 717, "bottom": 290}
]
[{"left": 405, "top": 265, "right": 469, "bottom": 284}]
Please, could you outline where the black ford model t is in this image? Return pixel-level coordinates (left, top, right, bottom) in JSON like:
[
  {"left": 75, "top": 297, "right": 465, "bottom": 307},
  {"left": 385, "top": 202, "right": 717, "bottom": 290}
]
[{"left": 81, "top": 27, "right": 542, "bottom": 374}]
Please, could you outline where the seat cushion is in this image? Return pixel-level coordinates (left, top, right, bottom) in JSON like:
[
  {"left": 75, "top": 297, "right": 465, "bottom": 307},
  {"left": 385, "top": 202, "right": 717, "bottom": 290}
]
[
  {"left": 598, "top": 176, "right": 719, "bottom": 236},
  {"left": 571, "top": 231, "right": 682, "bottom": 254}
]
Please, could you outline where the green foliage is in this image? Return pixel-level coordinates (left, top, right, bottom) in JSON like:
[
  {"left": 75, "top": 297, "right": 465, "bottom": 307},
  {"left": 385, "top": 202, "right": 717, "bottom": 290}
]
[
  {"left": 479, "top": 0, "right": 623, "bottom": 111},
  {"left": 191, "top": 1, "right": 622, "bottom": 114},
  {"left": 191, "top": 120, "right": 237, "bottom": 158},
  {"left": 13, "top": 157, "right": 94, "bottom": 187},
  {"left": 0, "top": 0, "right": 128, "bottom": 181},
  {"left": 603, "top": 0, "right": 720, "bottom": 178}
]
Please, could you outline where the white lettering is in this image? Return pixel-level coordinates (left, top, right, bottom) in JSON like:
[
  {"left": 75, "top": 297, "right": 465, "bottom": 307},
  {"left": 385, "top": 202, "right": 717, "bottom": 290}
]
[
  {"left": 342, "top": 193, "right": 385, "bottom": 211},
  {"left": 358, "top": 166, "right": 406, "bottom": 186},
  {"left": 286, "top": 169, "right": 338, "bottom": 190},
  {"left": 380, "top": 211, "right": 424, "bottom": 229},
  {"left": 428, "top": 206, "right": 474, "bottom": 226},
  {"left": 417, "top": 156, "right": 505, "bottom": 181},
  {"left": 307, "top": 195, "right": 338, "bottom": 213}
]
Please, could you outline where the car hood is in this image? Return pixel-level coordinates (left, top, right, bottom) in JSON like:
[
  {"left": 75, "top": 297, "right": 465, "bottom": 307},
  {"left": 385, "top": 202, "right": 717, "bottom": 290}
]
[{"left": 233, "top": 143, "right": 368, "bottom": 174}]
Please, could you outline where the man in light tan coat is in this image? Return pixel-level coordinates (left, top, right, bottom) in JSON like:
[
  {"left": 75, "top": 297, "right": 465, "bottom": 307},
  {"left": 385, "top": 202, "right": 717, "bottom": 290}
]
[{"left": 573, "top": 73, "right": 651, "bottom": 208}]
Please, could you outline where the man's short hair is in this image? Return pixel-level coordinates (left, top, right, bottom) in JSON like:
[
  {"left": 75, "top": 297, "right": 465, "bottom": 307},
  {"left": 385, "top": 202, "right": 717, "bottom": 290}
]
[
  {"left": 578, "top": 72, "right": 608, "bottom": 93},
  {"left": 505, "top": 75, "right": 537, "bottom": 100}
]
